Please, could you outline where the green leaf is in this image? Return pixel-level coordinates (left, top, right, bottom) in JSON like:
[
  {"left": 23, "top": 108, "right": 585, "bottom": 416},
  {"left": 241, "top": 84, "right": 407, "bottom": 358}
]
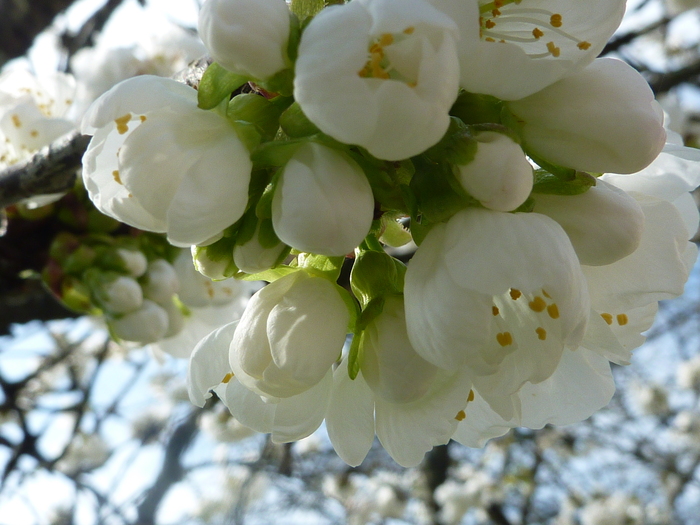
[
  {"left": 450, "top": 90, "right": 503, "bottom": 125},
  {"left": 423, "top": 117, "right": 478, "bottom": 166},
  {"left": 235, "top": 265, "right": 298, "bottom": 282},
  {"left": 229, "top": 120, "right": 262, "bottom": 151},
  {"left": 299, "top": 253, "right": 345, "bottom": 281},
  {"left": 197, "top": 63, "right": 248, "bottom": 110},
  {"left": 257, "top": 218, "right": 281, "bottom": 249}
]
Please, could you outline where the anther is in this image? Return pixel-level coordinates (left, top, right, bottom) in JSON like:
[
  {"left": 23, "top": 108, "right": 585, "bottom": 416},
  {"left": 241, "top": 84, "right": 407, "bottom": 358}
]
[
  {"left": 11, "top": 115, "right": 21, "bottom": 128},
  {"left": 601, "top": 313, "right": 613, "bottom": 325},
  {"left": 550, "top": 14, "right": 562, "bottom": 27},
  {"left": 616, "top": 314, "right": 629, "bottom": 326},
  {"left": 536, "top": 327, "right": 547, "bottom": 340},
  {"left": 468, "top": 390, "right": 475, "bottom": 402},
  {"left": 577, "top": 41, "right": 592, "bottom": 50},
  {"left": 547, "top": 304, "right": 560, "bottom": 320},
  {"left": 510, "top": 288, "right": 522, "bottom": 300},
  {"left": 546, "top": 41, "right": 561, "bottom": 57},
  {"left": 529, "top": 296, "right": 546, "bottom": 312},
  {"left": 492, "top": 306, "right": 500, "bottom": 316},
  {"left": 496, "top": 332, "right": 513, "bottom": 347},
  {"left": 532, "top": 27, "right": 544, "bottom": 39},
  {"left": 222, "top": 372, "right": 234, "bottom": 384},
  {"left": 115, "top": 113, "right": 132, "bottom": 135},
  {"left": 112, "top": 170, "right": 122, "bottom": 184},
  {"left": 455, "top": 410, "right": 466, "bottom": 421}
]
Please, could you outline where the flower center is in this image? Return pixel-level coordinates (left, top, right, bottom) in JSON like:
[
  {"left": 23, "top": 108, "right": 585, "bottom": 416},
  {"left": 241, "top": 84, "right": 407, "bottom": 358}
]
[
  {"left": 486, "top": 287, "right": 563, "bottom": 366},
  {"left": 358, "top": 27, "right": 418, "bottom": 87},
  {"left": 478, "top": 1, "right": 591, "bottom": 59}
]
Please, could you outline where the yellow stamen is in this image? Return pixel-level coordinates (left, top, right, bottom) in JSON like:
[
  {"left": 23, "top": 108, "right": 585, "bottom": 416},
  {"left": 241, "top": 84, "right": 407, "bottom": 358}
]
[
  {"left": 550, "top": 14, "right": 563, "bottom": 27},
  {"left": 455, "top": 410, "right": 466, "bottom": 421},
  {"left": 112, "top": 170, "right": 122, "bottom": 184},
  {"left": 616, "top": 314, "right": 629, "bottom": 326},
  {"left": 378, "top": 33, "right": 394, "bottom": 46},
  {"left": 30, "top": 130, "right": 38, "bottom": 138},
  {"left": 536, "top": 327, "right": 547, "bottom": 340},
  {"left": 492, "top": 306, "right": 500, "bottom": 316},
  {"left": 222, "top": 372, "right": 234, "bottom": 384},
  {"left": 11, "top": 114, "right": 21, "bottom": 128},
  {"left": 140, "top": 115, "right": 147, "bottom": 122},
  {"left": 403, "top": 26, "right": 415, "bottom": 34},
  {"left": 546, "top": 41, "right": 561, "bottom": 57},
  {"left": 468, "top": 390, "right": 475, "bottom": 402},
  {"left": 601, "top": 313, "right": 613, "bottom": 325},
  {"left": 529, "top": 296, "right": 546, "bottom": 313},
  {"left": 510, "top": 288, "right": 522, "bottom": 300},
  {"left": 496, "top": 332, "right": 513, "bottom": 347},
  {"left": 485, "top": 19, "right": 496, "bottom": 29},
  {"left": 115, "top": 113, "right": 132, "bottom": 135},
  {"left": 532, "top": 27, "right": 544, "bottom": 39},
  {"left": 577, "top": 41, "right": 592, "bottom": 50},
  {"left": 547, "top": 304, "right": 560, "bottom": 320}
]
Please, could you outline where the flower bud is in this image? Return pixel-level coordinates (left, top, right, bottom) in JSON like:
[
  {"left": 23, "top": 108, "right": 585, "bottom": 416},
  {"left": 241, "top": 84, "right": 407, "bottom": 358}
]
[
  {"left": 198, "top": 0, "right": 290, "bottom": 80},
  {"left": 143, "top": 259, "right": 179, "bottom": 304},
  {"left": 174, "top": 250, "right": 242, "bottom": 307},
  {"left": 233, "top": 224, "right": 287, "bottom": 274},
  {"left": 508, "top": 58, "right": 666, "bottom": 174},
  {"left": 272, "top": 142, "right": 374, "bottom": 256},
  {"left": 533, "top": 179, "right": 645, "bottom": 266},
  {"left": 111, "top": 299, "right": 169, "bottom": 343},
  {"left": 192, "top": 245, "right": 232, "bottom": 281},
  {"left": 117, "top": 248, "right": 148, "bottom": 277},
  {"left": 99, "top": 276, "right": 144, "bottom": 314},
  {"left": 457, "top": 132, "right": 533, "bottom": 212},
  {"left": 230, "top": 270, "right": 349, "bottom": 398}
]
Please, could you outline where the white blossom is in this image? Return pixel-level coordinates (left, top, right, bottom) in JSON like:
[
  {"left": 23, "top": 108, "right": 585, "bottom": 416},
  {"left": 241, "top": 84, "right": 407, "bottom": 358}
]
[
  {"left": 142, "top": 259, "right": 179, "bottom": 305},
  {"left": 430, "top": 0, "right": 626, "bottom": 100},
  {"left": 294, "top": 0, "right": 460, "bottom": 160},
  {"left": 508, "top": 58, "right": 666, "bottom": 174},
  {"left": 532, "top": 179, "right": 645, "bottom": 266},
  {"left": 116, "top": 248, "right": 148, "bottom": 277},
  {"left": 230, "top": 270, "right": 349, "bottom": 398},
  {"left": 81, "top": 75, "right": 252, "bottom": 247},
  {"left": 98, "top": 275, "right": 143, "bottom": 314},
  {"left": 457, "top": 131, "right": 533, "bottom": 212},
  {"left": 272, "top": 143, "right": 375, "bottom": 256},
  {"left": 198, "top": 0, "right": 291, "bottom": 80}
]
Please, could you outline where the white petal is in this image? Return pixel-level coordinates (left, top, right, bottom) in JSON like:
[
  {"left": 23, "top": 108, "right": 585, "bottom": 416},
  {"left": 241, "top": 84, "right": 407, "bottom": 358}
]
[
  {"left": 187, "top": 321, "right": 238, "bottom": 407},
  {"left": 326, "top": 359, "right": 375, "bottom": 467},
  {"left": 271, "top": 370, "right": 333, "bottom": 442}
]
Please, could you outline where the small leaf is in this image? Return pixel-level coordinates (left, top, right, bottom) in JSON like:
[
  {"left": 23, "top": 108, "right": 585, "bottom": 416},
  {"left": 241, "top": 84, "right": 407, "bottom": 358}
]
[{"left": 197, "top": 63, "right": 248, "bottom": 110}]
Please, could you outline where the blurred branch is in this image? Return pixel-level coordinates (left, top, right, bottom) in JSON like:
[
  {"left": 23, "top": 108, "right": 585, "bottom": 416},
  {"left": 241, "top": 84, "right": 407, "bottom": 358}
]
[
  {"left": 135, "top": 406, "right": 204, "bottom": 525},
  {"left": 0, "top": 131, "right": 89, "bottom": 210},
  {"left": 601, "top": 16, "right": 671, "bottom": 56},
  {"left": 0, "top": 0, "right": 77, "bottom": 68},
  {"left": 647, "top": 58, "right": 700, "bottom": 95}
]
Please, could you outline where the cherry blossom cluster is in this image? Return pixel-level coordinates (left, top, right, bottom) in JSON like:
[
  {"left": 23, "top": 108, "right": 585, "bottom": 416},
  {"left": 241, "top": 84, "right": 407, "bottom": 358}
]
[
  {"left": 45, "top": 229, "right": 247, "bottom": 355},
  {"left": 80, "top": 0, "right": 700, "bottom": 466}
]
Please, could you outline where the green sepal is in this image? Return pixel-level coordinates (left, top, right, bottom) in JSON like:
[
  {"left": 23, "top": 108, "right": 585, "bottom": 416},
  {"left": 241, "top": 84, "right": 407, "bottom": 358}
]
[
  {"left": 279, "top": 102, "right": 320, "bottom": 138},
  {"left": 198, "top": 63, "right": 248, "bottom": 110},
  {"left": 290, "top": 0, "right": 325, "bottom": 19},
  {"left": 358, "top": 295, "right": 385, "bottom": 331},
  {"left": 234, "top": 208, "right": 259, "bottom": 246},
  {"left": 61, "top": 276, "right": 95, "bottom": 313},
  {"left": 336, "top": 284, "right": 360, "bottom": 333},
  {"left": 257, "top": 68, "right": 295, "bottom": 97},
  {"left": 229, "top": 120, "right": 262, "bottom": 152},
  {"left": 349, "top": 154, "right": 413, "bottom": 214},
  {"left": 409, "top": 218, "right": 432, "bottom": 246},
  {"left": 350, "top": 249, "right": 405, "bottom": 309},
  {"left": 347, "top": 330, "right": 364, "bottom": 380},
  {"left": 298, "top": 253, "right": 345, "bottom": 282},
  {"left": 62, "top": 245, "right": 97, "bottom": 275},
  {"left": 255, "top": 179, "right": 278, "bottom": 219},
  {"left": 379, "top": 216, "right": 412, "bottom": 248},
  {"left": 423, "top": 117, "right": 478, "bottom": 166},
  {"left": 527, "top": 151, "right": 578, "bottom": 181},
  {"left": 227, "top": 94, "right": 291, "bottom": 140},
  {"left": 410, "top": 157, "right": 477, "bottom": 224},
  {"left": 251, "top": 139, "right": 306, "bottom": 168},
  {"left": 532, "top": 170, "right": 597, "bottom": 195},
  {"left": 257, "top": 218, "right": 281, "bottom": 249},
  {"left": 450, "top": 90, "right": 503, "bottom": 125}
]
